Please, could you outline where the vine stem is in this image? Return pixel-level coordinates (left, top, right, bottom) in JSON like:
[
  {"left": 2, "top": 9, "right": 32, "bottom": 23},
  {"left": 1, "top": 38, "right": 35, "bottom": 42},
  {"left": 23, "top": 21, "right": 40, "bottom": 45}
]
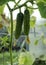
[
  {"left": 11, "top": 0, "right": 29, "bottom": 11},
  {"left": 10, "top": 11, "right": 13, "bottom": 65},
  {"left": 11, "top": 0, "right": 38, "bottom": 11},
  {"left": 3, "top": 49, "right": 4, "bottom": 65},
  {"left": 14, "top": 0, "right": 21, "bottom": 7},
  {"left": 7, "top": 3, "right": 13, "bottom": 65},
  {"left": 7, "top": 1, "right": 38, "bottom": 65}
]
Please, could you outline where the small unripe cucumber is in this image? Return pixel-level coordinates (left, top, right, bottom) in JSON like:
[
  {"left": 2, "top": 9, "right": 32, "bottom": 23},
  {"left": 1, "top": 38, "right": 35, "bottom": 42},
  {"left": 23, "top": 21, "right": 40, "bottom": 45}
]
[
  {"left": 24, "top": 9, "right": 30, "bottom": 35},
  {"left": 15, "top": 12, "right": 24, "bottom": 39}
]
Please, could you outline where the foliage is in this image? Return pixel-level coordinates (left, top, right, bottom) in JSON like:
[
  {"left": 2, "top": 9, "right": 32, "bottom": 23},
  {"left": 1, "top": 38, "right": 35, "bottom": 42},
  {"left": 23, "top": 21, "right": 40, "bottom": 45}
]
[
  {"left": 34, "top": 33, "right": 46, "bottom": 45},
  {"left": 36, "top": 0, "right": 46, "bottom": 2},
  {"left": 0, "top": 4, "right": 5, "bottom": 14},
  {"left": 34, "top": 39, "right": 39, "bottom": 45},
  {"left": 18, "top": 51, "right": 35, "bottom": 65},
  {"left": 0, "top": 51, "right": 18, "bottom": 65},
  {"left": 30, "top": 16, "right": 36, "bottom": 28},
  {"left": 0, "top": 0, "right": 46, "bottom": 65},
  {"left": 0, "top": 36, "right": 9, "bottom": 47},
  {"left": 37, "top": 1, "right": 46, "bottom": 18},
  {"left": 33, "top": 58, "right": 46, "bottom": 65},
  {"left": 0, "top": 0, "right": 15, "bottom": 5}
]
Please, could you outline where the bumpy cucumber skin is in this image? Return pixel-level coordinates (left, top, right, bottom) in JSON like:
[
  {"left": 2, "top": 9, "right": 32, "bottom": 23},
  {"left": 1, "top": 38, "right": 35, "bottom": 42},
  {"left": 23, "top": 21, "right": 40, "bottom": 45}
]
[
  {"left": 24, "top": 9, "right": 30, "bottom": 35},
  {"left": 15, "top": 12, "right": 24, "bottom": 39}
]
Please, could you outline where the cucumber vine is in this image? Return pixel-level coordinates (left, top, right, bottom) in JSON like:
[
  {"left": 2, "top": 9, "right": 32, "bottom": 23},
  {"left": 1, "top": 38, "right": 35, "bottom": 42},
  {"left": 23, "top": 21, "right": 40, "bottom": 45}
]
[{"left": 6, "top": 0, "right": 38, "bottom": 65}]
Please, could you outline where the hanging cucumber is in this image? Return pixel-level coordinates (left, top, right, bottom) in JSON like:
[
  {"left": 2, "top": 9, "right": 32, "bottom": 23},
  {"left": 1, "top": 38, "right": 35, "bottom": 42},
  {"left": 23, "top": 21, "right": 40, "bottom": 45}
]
[
  {"left": 24, "top": 8, "right": 30, "bottom": 36},
  {"left": 15, "top": 12, "right": 24, "bottom": 39}
]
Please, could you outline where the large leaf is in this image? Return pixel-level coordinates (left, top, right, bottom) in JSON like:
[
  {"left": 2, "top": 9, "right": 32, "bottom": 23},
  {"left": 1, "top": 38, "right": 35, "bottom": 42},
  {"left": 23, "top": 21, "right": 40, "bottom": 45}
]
[
  {"left": 37, "top": 1, "right": 46, "bottom": 18},
  {"left": 0, "top": 0, "right": 15, "bottom": 5},
  {"left": 18, "top": 52, "right": 35, "bottom": 65},
  {"left": 36, "top": 0, "right": 45, "bottom": 2},
  {"left": 0, "top": 4, "right": 5, "bottom": 14}
]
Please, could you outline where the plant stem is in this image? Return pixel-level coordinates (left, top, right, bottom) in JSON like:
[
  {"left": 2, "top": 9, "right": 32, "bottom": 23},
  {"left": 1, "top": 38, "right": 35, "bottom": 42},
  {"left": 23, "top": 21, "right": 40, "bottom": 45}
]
[
  {"left": 3, "top": 50, "right": 4, "bottom": 65},
  {"left": 27, "top": 6, "right": 38, "bottom": 9},
  {"left": 12, "top": 0, "right": 29, "bottom": 11},
  {"left": 10, "top": 11, "right": 13, "bottom": 65},
  {"left": 7, "top": 3, "right": 13, "bottom": 65},
  {"left": 15, "top": 0, "right": 21, "bottom": 7},
  {"left": 12, "top": 0, "right": 38, "bottom": 11}
]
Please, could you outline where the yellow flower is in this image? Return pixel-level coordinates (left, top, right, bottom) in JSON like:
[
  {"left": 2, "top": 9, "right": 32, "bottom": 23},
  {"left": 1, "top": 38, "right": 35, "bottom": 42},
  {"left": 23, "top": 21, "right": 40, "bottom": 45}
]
[{"left": 26, "top": 36, "right": 30, "bottom": 44}]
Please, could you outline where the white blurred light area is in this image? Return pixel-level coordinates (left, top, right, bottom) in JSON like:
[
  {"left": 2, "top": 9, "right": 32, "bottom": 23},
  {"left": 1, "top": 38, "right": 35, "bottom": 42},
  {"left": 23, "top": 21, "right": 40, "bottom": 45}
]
[
  {"left": 4, "top": 1, "right": 26, "bottom": 20},
  {"left": 4, "top": 0, "right": 46, "bottom": 25}
]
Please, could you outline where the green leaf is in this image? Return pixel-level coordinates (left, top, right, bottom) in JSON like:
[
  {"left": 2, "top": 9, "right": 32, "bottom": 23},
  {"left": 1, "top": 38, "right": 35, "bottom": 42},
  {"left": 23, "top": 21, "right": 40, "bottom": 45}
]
[
  {"left": 34, "top": 39, "right": 39, "bottom": 45},
  {"left": 18, "top": 52, "right": 35, "bottom": 65},
  {"left": 2, "top": 36, "right": 8, "bottom": 42},
  {"left": 36, "top": 0, "right": 46, "bottom": 3},
  {"left": 42, "top": 38, "right": 46, "bottom": 44},
  {"left": 37, "top": 1, "right": 46, "bottom": 18},
  {"left": 0, "top": 4, "right": 5, "bottom": 14},
  {"left": 44, "top": 23, "right": 46, "bottom": 26},
  {"left": 30, "top": 16, "right": 36, "bottom": 28},
  {"left": 44, "top": 0, "right": 46, "bottom": 2},
  {"left": 0, "top": 0, "right": 15, "bottom": 5},
  {"left": 0, "top": 37, "right": 2, "bottom": 41}
]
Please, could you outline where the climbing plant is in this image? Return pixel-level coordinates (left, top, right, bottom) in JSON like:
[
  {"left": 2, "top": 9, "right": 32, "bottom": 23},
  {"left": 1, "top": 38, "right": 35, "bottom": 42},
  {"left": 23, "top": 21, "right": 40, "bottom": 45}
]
[{"left": 0, "top": 0, "right": 46, "bottom": 65}]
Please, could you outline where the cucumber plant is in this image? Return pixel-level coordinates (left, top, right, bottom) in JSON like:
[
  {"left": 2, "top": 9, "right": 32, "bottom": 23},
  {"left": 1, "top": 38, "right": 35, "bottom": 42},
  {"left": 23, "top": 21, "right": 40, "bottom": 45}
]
[{"left": 0, "top": 0, "right": 46, "bottom": 65}]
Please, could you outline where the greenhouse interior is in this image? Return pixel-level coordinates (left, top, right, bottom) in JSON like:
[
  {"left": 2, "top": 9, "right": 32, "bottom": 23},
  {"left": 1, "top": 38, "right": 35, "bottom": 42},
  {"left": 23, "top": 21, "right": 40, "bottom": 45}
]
[{"left": 0, "top": 0, "right": 46, "bottom": 65}]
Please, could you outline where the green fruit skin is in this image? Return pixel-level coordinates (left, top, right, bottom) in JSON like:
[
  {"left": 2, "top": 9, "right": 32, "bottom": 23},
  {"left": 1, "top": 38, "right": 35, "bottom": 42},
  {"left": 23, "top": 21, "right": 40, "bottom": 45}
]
[
  {"left": 24, "top": 9, "right": 30, "bottom": 35},
  {"left": 15, "top": 12, "right": 24, "bottom": 39}
]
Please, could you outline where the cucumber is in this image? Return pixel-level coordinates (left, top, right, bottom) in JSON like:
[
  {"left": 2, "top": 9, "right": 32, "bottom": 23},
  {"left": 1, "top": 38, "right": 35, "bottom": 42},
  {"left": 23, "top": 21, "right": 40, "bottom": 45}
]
[
  {"left": 15, "top": 12, "right": 24, "bottom": 39},
  {"left": 24, "top": 9, "right": 30, "bottom": 35}
]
